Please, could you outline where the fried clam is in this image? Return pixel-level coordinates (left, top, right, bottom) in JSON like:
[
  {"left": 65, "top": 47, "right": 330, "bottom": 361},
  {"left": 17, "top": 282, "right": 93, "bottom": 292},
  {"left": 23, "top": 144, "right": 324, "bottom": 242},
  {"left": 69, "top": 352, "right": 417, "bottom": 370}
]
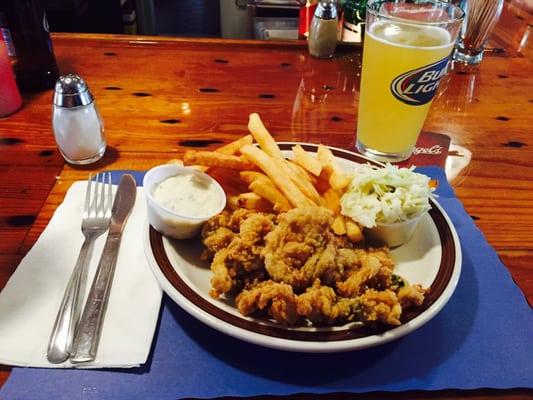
[
  {"left": 358, "top": 289, "right": 403, "bottom": 326},
  {"left": 236, "top": 280, "right": 299, "bottom": 325},
  {"left": 236, "top": 279, "right": 360, "bottom": 327},
  {"left": 262, "top": 206, "right": 340, "bottom": 292},
  {"left": 296, "top": 279, "right": 360, "bottom": 326},
  {"left": 203, "top": 209, "right": 276, "bottom": 299},
  {"left": 204, "top": 207, "right": 427, "bottom": 328}
]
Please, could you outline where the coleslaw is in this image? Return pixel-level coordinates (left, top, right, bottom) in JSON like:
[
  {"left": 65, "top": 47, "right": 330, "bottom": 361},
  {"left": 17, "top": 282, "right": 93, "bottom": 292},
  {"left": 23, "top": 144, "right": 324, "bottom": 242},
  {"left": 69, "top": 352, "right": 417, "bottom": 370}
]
[{"left": 340, "top": 163, "right": 433, "bottom": 228}]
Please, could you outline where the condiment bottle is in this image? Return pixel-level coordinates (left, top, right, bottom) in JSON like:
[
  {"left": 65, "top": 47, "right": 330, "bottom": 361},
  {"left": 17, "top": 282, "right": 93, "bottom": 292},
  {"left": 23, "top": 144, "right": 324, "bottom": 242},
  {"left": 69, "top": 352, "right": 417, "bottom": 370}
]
[
  {"left": 52, "top": 74, "right": 106, "bottom": 165},
  {"left": 0, "top": 11, "right": 17, "bottom": 67},
  {"left": 1, "top": 0, "right": 59, "bottom": 92},
  {"left": 308, "top": 0, "right": 339, "bottom": 59},
  {"left": 341, "top": 0, "right": 367, "bottom": 43},
  {"left": 0, "top": 38, "right": 21, "bottom": 117},
  {"left": 299, "top": 0, "right": 318, "bottom": 38}
]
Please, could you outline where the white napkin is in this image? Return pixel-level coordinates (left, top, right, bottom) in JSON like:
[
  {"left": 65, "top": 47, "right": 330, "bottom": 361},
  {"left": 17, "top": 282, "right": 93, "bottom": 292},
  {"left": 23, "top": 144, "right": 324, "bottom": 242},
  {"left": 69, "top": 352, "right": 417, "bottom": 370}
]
[{"left": 0, "top": 181, "right": 162, "bottom": 368}]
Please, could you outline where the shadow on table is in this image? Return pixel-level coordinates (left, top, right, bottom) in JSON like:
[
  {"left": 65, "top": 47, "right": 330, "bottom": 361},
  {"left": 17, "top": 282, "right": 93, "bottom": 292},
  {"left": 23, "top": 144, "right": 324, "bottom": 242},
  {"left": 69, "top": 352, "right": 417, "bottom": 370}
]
[{"left": 65, "top": 146, "right": 120, "bottom": 170}]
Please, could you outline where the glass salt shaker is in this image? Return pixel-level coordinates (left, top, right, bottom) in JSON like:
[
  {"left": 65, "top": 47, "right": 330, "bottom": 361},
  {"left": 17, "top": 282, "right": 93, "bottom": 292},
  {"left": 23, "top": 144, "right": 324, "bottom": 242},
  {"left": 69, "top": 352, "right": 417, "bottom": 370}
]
[
  {"left": 308, "top": 0, "right": 339, "bottom": 59},
  {"left": 52, "top": 74, "right": 106, "bottom": 164}
]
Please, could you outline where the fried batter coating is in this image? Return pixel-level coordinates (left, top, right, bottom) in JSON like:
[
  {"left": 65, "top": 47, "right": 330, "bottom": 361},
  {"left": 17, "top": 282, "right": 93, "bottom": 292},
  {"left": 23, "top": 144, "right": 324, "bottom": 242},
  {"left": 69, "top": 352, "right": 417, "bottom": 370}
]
[
  {"left": 296, "top": 279, "right": 359, "bottom": 326},
  {"left": 209, "top": 248, "right": 232, "bottom": 298},
  {"left": 202, "top": 227, "right": 234, "bottom": 258},
  {"left": 227, "top": 208, "right": 255, "bottom": 231},
  {"left": 202, "top": 211, "right": 231, "bottom": 239},
  {"left": 397, "top": 284, "right": 426, "bottom": 308},
  {"left": 236, "top": 280, "right": 299, "bottom": 325},
  {"left": 320, "top": 237, "right": 359, "bottom": 286},
  {"left": 201, "top": 212, "right": 234, "bottom": 260},
  {"left": 359, "top": 289, "right": 402, "bottom": 326},
  {"left": 201, "top": 209, "right": 256, "bottom": 251},
  {"left": 226, "top": 214, "right": 274, "bottom": 272},
  {"left": 336, "top": 254, "right": 382, "bottom": 297},
  {"left": 206, "top": 211, "right": 275, "bottom": 298},
  {"left": 203, "top": 207, "right": 427, "bottom": 328},
  {"left": 263, "top": 207, "right": 338, "bottom": 292}
]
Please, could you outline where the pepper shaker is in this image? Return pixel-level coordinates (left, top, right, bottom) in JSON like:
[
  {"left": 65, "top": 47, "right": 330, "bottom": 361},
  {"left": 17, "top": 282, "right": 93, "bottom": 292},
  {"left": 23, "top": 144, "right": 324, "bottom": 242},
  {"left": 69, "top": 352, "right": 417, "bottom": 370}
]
[
  {"left": 308, "top": 0, "right": 339, "bottom": 59},
  {"left": 52, "top": 74, "right": 106, "bottom": 164}
]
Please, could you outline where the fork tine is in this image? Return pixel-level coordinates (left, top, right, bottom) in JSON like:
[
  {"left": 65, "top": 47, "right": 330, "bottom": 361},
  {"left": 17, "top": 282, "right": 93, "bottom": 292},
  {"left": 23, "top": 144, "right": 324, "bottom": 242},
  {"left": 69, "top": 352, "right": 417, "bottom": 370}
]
[
  {"left": 98, "top": 172, "right": 107, "bottom": 218},
  {"left": 92, "top": 173, "right": 101, "bottom": 218},
  {"left": 98, "top": 173, "right": 105, "bottom": 218},
  {"left": 91, "top": 173, "right": 96, "bottom": 217},
  {"left": 93, "top": 173, "right": 102, "bottom": 218},
  {"left": 84, "top": 173, "right": 93, "bottom": 216},
  {"left": 106, "top": 172, "right": 113, "bottom": 216}
]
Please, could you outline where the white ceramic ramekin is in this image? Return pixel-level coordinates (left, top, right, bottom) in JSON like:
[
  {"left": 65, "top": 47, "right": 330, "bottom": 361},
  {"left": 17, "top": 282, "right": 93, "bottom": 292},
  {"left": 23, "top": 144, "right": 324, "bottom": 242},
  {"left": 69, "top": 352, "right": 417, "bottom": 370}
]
[
  {"left": 143, "top": 164, "right": 226, "bottom": 239},
  {"left": 363, "top": 212, "right": 427, "bottom": 247}
]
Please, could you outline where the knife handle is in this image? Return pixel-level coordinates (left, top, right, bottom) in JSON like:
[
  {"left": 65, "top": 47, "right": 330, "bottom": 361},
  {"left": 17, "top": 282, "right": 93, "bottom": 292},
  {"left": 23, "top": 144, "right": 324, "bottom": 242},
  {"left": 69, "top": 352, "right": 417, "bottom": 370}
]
[
  {"left": 70, "top": 233, "right": 121, "bottom": 363},
  {"left": 46, "top": 236, "right": 95, "bottom": 363}
]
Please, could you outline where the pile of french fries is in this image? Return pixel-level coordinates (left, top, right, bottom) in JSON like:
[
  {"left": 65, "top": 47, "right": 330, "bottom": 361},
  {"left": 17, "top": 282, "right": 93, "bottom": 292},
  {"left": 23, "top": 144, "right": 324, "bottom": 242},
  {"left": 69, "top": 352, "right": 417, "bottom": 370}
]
[{"left": 176, "top": 113, "right": 363, "bottom": 243}]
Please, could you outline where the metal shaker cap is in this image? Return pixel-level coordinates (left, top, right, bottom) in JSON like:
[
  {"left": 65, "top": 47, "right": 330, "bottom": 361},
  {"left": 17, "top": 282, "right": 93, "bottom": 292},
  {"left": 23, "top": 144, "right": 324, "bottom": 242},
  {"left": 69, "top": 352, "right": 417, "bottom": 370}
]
[
  {"left": 314, "top": 0, "right": 338, "bottom": 20},
  {"left": 53, "top": 74, "right": 94, "bottom": 107}
]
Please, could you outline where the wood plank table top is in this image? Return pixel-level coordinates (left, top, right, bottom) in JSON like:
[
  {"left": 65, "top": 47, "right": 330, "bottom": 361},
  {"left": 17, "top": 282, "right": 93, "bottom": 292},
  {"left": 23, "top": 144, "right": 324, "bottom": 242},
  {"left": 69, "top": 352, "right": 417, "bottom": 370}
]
[{"left": 0, "top": 1, "right": 531, "bottom": 398}]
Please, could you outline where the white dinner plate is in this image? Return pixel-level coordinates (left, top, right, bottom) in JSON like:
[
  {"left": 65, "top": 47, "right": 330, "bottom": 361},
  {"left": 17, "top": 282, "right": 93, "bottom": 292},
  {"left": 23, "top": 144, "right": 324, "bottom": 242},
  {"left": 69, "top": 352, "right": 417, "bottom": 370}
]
[{"left": 144, "top": 143, "right": 462, "bottom": 353}]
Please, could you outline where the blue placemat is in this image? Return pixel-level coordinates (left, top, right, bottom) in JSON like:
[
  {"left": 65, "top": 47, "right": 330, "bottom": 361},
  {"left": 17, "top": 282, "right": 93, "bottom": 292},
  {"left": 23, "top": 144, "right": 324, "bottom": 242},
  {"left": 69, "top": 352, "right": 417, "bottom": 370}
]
[{"left": 1, "top": 167, "right": 532, "bottom": 400}]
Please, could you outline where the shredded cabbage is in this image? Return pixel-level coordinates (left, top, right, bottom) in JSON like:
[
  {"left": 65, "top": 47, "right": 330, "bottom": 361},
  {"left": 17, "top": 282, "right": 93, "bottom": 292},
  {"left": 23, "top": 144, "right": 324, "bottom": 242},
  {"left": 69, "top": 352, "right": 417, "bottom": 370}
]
[{"left": 340, "top": 163, "right": 433, "bottom": 228}]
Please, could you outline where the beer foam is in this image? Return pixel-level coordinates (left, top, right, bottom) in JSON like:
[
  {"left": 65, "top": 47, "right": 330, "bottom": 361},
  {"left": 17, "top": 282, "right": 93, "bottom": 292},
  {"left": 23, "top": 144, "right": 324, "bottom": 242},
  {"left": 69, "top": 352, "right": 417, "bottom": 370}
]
[{"left": 369, "top": 21, "right": 452, "bottom": 49}]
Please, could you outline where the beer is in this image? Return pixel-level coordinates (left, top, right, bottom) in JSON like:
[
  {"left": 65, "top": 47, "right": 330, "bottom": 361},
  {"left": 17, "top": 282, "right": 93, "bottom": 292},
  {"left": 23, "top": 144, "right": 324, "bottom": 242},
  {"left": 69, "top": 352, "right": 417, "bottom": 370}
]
[{"left": 355, "top": 1, "right": 464, "bottom": 162}]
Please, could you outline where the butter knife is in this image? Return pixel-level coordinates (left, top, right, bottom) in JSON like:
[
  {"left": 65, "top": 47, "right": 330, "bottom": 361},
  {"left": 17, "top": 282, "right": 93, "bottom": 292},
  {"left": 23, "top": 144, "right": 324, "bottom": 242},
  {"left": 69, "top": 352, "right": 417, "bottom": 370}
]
[{"left": 70, "top": 174, "right": 136, "bottom": 363}]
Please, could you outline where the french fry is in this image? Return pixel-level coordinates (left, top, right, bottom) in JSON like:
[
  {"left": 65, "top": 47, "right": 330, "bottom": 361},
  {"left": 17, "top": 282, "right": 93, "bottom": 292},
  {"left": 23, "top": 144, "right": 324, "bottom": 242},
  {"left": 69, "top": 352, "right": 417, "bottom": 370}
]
[
  {"left": 194, "top": 135, "right": 255, "bottom": 173},
  {"left": 249, "top": 179, "right": 291, "bottom": 212},
  {"left": 241, "top": 152, "right": 322, "bottom": 207},
  {"left": 330, "top": 172, "right": 350, "bottom": 193},
  {"left": 331, "top": 215, "right": 347, "bottom": 235},
  {"left": 227, "top": 195, "right": 240, "bottom": 210},
  {"left": 316, "top": 145, "right": 350, "bottom": 191},
  {"left": 247, "top": 113, "right": 284, "bottom": 161},
  {"left": 167, "top": 158, "right": 210, "bottom": 172},
  {"left": 239, "top": 171, "right": 271, "bottom": 185},
  {"left": 316, "top": 145, "right": 332, "bottom": 168},
  {"left": 216, "top": 134, "right": 254, "bottom": 156},
  {"left": 236, "top": 192, "right": 273, "bottom": 211},
  {"left": 239, "top": 172, "right": 293, "bottom": 211},
  {"left": 287, "top": 160, "right": 317, "bottom": 185},
  {"left": 183, "top": 151, "right": 255, "bottom": 170},
  {"left": 282, "top": 161, "right": 323, "bottom": 206},
  {"left": 322, "top": 188, "right": 341, "bottom": 215},
  {"left": 292, "top": 144, "right": 322, "bottom": 176},
  {"left": 247, "top": 114, "right": 321, "bottom": 206},
  {"left": 345, "top": 219, "right": 364, "bottom": 243},
  {"left": 240, "top": 144, "right": 314, "bottom": 208}
]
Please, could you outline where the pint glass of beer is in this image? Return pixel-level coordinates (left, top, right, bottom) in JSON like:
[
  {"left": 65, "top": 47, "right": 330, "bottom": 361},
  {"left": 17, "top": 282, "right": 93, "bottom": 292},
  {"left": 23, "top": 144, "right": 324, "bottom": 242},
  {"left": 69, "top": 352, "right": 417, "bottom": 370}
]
[{"left": 356, "top": 0, "right": 464, "bottom": 162}]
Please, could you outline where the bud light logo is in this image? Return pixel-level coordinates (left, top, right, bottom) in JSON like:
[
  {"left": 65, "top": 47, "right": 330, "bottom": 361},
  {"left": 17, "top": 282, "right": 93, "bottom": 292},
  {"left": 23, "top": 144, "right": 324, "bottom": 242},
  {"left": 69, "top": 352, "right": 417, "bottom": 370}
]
[{"left": 390, "top": 57, "right": 449, "bottom": 106}]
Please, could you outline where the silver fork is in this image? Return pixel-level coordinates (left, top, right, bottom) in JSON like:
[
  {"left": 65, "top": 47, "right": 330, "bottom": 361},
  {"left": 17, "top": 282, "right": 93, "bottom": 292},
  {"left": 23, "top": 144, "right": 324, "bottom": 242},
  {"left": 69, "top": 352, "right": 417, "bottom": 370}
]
[{"left": 47, "top": 172, "right": 113, "bottom": 364}]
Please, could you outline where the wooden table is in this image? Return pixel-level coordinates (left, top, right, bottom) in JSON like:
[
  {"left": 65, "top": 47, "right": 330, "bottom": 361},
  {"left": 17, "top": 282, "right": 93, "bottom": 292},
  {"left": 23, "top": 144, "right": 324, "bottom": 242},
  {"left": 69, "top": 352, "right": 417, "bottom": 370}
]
[{"left": 0, "top": 1, "right": 531, "bottom": 398}]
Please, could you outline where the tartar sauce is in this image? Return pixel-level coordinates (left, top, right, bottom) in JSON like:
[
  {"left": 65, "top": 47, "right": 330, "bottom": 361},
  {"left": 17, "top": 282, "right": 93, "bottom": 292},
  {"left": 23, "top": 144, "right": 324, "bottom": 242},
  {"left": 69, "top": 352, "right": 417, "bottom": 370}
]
[{"left": 153, "top": 172, "right": 222, "bottom": 218}]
